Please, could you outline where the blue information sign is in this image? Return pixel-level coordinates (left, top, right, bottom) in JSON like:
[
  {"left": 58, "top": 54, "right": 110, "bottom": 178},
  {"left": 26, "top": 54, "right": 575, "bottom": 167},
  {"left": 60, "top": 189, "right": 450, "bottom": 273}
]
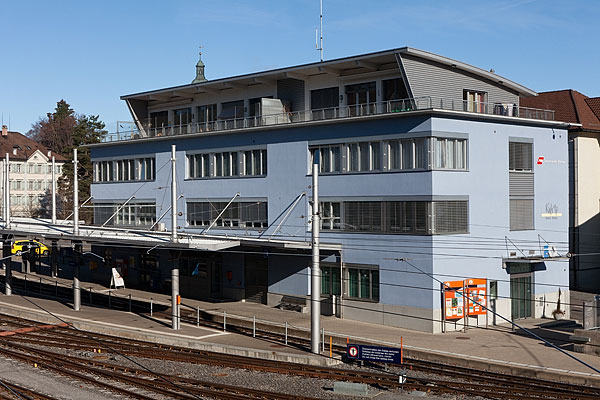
[{"left": 346, "top": 344, "right": 402, "bottom": 364}]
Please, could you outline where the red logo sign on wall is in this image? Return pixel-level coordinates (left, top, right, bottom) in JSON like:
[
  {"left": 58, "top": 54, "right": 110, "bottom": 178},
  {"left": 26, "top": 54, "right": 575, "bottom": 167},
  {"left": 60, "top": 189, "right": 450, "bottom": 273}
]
[{"left": 537, "top": 157, "right": 544, "bottom": 165}]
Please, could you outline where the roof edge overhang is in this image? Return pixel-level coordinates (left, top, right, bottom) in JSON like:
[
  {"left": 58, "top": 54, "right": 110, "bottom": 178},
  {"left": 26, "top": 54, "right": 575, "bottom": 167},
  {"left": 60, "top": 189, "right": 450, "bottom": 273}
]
[
  {"left": 121, "top": 46, "right": 536, "bottom": 101},
  {"left": 398, "top": 47, "right": 538, "bottom": 97}
]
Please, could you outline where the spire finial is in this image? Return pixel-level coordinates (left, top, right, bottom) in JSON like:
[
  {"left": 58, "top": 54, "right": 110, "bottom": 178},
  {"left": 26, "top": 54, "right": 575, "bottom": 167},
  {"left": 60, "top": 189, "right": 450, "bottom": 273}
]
[{"left": 192, "top": 45, "right": 207, "bottom": 84}]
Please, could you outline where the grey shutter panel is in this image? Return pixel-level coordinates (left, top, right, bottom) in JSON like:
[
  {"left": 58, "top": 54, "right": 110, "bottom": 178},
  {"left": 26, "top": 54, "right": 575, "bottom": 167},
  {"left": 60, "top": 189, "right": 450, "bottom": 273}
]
[
  {"left": 510, "top": 199, "right": 534, "bottom": 230},
  {"left": 509, "top": 172, "right": 534, "bottom": 196},
  {"left": 433, "top": 201, "right": 468, "bottom": 234}
]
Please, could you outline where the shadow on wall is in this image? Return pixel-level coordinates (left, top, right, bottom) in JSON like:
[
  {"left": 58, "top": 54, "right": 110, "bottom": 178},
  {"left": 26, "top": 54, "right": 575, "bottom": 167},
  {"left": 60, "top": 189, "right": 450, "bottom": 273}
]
[{"left": 571, "top": 211, "right": 600, "bottom": 293}]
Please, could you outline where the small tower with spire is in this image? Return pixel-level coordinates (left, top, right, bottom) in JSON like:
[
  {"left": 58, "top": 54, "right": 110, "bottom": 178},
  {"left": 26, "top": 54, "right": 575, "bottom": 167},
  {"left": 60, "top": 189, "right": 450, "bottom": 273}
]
[{"left": 192, "top": 46, "right": 207, "bottom": 84}]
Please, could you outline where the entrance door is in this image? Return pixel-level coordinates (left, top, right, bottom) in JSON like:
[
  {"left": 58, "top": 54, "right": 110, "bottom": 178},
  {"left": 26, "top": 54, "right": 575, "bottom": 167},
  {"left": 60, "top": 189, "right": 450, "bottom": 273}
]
[
  {"left": 510, "top": 274, "right": 532, "bottom": 320},
  {"left": 244, "top": 255, "right": 268, "bottom": 304}
]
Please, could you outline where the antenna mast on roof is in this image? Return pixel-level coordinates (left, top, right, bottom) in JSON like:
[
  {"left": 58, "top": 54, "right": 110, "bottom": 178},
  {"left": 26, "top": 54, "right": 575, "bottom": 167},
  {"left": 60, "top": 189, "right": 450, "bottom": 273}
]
[{"left": 315, "top": 0, "right": 323, "bottom": 62}]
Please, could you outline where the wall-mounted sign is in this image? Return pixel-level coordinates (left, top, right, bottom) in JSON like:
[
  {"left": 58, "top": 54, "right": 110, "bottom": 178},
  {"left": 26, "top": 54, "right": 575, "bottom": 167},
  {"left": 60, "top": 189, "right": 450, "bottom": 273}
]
[
  {"left": 444, "top": 278, "right": 487, "bottom": 319},
  {"left": 443, "top": 280, "right": 465, "bottom": 319}
]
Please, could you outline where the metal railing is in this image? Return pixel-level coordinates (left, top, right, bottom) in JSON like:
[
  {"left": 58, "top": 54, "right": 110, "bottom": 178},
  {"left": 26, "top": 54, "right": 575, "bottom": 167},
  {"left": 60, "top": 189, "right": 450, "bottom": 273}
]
[{"left": 102, "top": 97, "right": 555, "bottom": 143}]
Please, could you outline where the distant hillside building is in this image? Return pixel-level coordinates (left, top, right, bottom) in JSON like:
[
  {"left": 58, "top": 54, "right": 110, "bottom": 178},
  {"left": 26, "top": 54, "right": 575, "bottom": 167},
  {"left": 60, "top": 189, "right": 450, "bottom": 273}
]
[
  {"left": 0, "top": 125, "right": 66, "bottom": 217},
  {"left": 522, "top": 90, "right": 600, "bottom": 295}
]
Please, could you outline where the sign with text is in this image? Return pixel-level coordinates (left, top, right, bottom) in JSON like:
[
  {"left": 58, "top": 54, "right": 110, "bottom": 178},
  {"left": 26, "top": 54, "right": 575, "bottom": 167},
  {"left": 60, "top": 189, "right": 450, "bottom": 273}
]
[
  {"left": 346, "top": 344, "right": 402, "bottom": 364},
  {"left": 110, "top": 267, "right": 125, "bottom": 289}
]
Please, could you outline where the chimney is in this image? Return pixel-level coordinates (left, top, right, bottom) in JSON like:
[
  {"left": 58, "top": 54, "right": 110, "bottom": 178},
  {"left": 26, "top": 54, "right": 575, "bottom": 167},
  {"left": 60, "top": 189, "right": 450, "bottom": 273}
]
[{"left": 1, "top": 125, "right": 7, "bottom": 137}]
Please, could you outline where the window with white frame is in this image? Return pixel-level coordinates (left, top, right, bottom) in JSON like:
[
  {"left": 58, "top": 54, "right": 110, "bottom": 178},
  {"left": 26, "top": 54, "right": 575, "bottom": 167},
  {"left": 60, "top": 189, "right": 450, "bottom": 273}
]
[
  {"left": 188, "top": 153, "right": 210, "bottom": 178},
  {"left": 186, "top": 149, "right": 267, "bottom": 179},
  {"left": 93, "top": 157, "right": 155, "bottom": 183},
  {"left": 311, "top": 136, "right": 465, "bottom": 175}
]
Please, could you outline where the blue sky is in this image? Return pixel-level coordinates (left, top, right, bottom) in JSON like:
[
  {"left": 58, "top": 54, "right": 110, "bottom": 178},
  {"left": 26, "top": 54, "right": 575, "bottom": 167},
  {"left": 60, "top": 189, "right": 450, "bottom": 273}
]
[{"left": 1, "top": 0, "right": 598, "bottom": 134}]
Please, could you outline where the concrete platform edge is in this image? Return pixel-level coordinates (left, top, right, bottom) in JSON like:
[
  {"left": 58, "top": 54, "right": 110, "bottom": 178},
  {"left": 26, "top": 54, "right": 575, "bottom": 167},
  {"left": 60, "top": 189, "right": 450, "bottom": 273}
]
[{"left": 0, "top": 301, "right": 340, "bottom": 367}]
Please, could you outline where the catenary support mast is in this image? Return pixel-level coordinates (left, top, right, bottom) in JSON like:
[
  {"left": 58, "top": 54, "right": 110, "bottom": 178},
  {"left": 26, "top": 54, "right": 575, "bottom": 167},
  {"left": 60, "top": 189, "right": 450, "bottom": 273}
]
[{"left": 311, "top": 150, "right": 321, "bottom": 354}]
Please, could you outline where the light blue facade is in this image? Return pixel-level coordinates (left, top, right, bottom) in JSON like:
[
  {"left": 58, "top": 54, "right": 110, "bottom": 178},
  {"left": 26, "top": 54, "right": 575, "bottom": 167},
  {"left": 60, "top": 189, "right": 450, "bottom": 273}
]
[
  {"left": 89, "top": 47, "right": 570, "bottom": 332},
  {"left": 90, "top": 112, "right": 569, "bottom": 332}
]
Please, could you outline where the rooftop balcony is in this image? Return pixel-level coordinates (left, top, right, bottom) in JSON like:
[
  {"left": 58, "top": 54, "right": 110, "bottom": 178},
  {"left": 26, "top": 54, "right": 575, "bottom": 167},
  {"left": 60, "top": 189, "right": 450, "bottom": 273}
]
[{"left": 103, "top": 97, "right": 555, "bottom": 143}]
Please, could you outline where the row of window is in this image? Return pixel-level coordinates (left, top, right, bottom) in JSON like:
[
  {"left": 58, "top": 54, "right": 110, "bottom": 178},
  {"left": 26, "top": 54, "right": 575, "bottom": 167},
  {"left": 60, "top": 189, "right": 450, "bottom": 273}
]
[
  {"left": 93, "top": 157, "right": 155, "bottom": 183},
  {"left": 9, "top": 164, "right": 62, "bottom": 175},
  {"left": 187, "top": 201, "right": 268, "bottom": 229},
  {"left": 322, "top": 264, "right": 380, "bottom": 301},
  {"left": 310, "top": 137, "right": 467, "bottom": 174},
  {"left": 319, "top": 200, "right": 469, "bottom": 235},
  {"left": 93, "top": 202, "right": 157, "bottom": 227},
  {"left": 9, "top": 180, "right": 53, "bottom": 191},
  {"left": 187, "top": 149, "right": 267, "bottom": 179},
  {"left": 9, "top": 194, "right": 44, "bottom": 206}
]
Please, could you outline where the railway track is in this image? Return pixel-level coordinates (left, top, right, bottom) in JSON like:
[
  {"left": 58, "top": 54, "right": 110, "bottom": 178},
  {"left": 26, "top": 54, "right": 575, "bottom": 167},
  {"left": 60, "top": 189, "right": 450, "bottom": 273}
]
[{"left": 0, "top": 313, "right": 597, "bottom": 399}]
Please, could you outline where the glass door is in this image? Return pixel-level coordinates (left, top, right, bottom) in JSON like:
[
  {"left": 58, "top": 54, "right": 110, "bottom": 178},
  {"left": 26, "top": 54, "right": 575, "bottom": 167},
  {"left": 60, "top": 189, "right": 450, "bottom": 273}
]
[{"left": 510, "top": 274, "right": 532, "bottom": 320}]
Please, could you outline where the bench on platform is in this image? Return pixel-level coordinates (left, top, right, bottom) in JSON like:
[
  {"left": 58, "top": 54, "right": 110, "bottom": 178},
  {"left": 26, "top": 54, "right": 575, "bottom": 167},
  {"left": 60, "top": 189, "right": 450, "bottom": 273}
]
[{"left": 277, "top": 295, "right": 308, "bottom": 313}]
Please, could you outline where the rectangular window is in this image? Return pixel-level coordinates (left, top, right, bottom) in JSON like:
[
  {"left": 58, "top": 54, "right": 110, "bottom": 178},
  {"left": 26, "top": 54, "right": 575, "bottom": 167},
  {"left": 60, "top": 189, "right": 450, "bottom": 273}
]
[
  {"left": 432, "top": 138, "right": 467, "bottom": 170},
  {"left": 509, "top": 142, "right": 533, "bottom": 172},
  {"left": 321, "top": 202, "right": 341, "bottom": 230},
  {"left": 93, "top": 157, "right": 154, "bottom": 183},
  {"left": 321, "top": 264, "right": 341, "bottom": 296},
  {"left": 318, "top": 200, "right": 467, "bottom": 235},
  {"left": 509, "top": 140, "right": 534, "bottom": 231},
  {"left": 310, "top": 145, "right": 341, "bottom": 173},
  {"left": 464, "top": 90, "right": 487, "bottom": 113},
  {"left": 94, "top": 202, "right": 156, "bottom": 227},
  {"left": 187, "top": 201, "right": 268, "bottom": 229},
  {"left": 346, "top": 265, "right": 379, "bottom": 301},
  {"left": 173, "top": 108, "right": 192, "bottom": 126}
]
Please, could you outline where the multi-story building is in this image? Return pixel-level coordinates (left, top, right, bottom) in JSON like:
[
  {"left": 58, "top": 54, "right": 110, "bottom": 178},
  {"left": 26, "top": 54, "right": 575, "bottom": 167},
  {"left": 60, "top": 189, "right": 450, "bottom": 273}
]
[
  {"left": 521, "top": 90, "right": 600, "bottom": 305},
  {"left": 0, "top": 126, "right": 65, "bottom": 217},
  {"left": 89, "top": 47, "right": 570, "bottom": 333}
]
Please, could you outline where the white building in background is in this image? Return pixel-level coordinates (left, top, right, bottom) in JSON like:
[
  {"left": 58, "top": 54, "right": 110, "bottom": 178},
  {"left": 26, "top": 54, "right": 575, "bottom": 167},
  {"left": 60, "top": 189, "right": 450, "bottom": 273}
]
[{"left": 0, "top": 125, "right": 66, "bottom": 217}]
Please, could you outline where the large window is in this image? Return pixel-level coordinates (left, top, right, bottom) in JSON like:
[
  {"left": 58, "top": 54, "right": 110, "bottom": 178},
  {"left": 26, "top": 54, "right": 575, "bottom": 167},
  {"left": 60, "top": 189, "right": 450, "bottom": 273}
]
[
  {"left": 432, "top": 138, "right": 466, "bottom": 169},
  {"left": 93, "top": 202, "right": 156, "bottom": 227},
  {"left": 93, "top": 157, "right": 155, "bottom": 183},
  {"left": 346, "top": 265, "right": 379, "bottom": 301},
  {"left": 318, "top": 200, "right": 468, "bottom": 235},
  {"left": 187, "top": 201, "right": 268, "bottom": 229},
  {"left": 509, "top": 140, "right": 534, "bottom": 231},
  {"left": 309, "top": 136, "right": 466, "bottom": 174},
  {"left": 186, "top": 149, "right": 267, "bottom": 179}
]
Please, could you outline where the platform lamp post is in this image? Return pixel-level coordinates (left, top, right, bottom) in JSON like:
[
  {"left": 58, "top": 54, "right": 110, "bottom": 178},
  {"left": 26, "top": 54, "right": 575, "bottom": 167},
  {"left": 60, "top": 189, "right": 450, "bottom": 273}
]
[
  {"left": 311, "top": 150, "right": 321, "bottom": 354},
  {"left": 73, "top": 148, "right": 79, "bottom": 236},
  {"left": 170, "top": 144, "right": 180, "bottom": 330},
  {"left": 72, "top": 148, "right": 81, "bottom": 311},
  {"left": 4, "top": 153, "right": 10, "bottom": 226},
  {"left": 51, "top": 156, "right": 56, "bottom": 224}
]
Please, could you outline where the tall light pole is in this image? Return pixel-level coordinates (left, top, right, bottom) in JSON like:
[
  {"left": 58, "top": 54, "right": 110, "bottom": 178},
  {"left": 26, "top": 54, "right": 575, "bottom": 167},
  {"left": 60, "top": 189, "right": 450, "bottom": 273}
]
[
  {"left": 311, "top": 150, "right": 321, "bottom": 354},
  {"left": 51, "top": 155, "right": 56, "bottom": 224},
  {"left": 73, "top": 148, "right": 79, "bottom": 236}
]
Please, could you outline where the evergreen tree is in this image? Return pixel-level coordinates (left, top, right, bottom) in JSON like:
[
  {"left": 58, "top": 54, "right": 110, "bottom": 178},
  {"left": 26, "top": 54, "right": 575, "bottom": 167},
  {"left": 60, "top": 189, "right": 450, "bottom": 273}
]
[{"left": 28, "top": 100, "right": 106, "bottom": 222}]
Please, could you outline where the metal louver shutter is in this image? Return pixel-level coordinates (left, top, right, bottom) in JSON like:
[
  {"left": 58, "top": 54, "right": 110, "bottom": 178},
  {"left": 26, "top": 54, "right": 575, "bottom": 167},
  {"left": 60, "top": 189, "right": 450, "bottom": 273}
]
[
  {"left": 510, "top": 199, "right": 534, "bottom": 230},
  {"left": 509, "top": 142, "right": 533, "bottom": 171},
  {"left": 509, "top": 172, "right": 534, "bottom": 196},
  {"left": 433, "top": 201, "right": 468, "bottom": 234}
]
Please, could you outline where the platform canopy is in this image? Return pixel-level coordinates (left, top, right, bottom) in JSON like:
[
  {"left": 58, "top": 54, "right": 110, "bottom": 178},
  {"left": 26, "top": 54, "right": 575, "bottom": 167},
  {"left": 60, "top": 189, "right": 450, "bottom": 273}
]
[{"left": 0, "top": 217, "right": 342, "bottom": 253}]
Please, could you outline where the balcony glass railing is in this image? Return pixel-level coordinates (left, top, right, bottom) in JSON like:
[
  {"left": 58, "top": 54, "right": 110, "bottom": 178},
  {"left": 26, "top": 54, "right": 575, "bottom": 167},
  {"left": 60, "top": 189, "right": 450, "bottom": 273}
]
[{"left": 103, "top": 97, "right": 555, "bottom": 142}]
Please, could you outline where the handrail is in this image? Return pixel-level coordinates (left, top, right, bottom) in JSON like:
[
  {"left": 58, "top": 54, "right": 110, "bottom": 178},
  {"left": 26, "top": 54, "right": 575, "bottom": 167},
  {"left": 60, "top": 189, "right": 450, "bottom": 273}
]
[{"left": 103, "top": 96, "right": 556, "bottom": 143}]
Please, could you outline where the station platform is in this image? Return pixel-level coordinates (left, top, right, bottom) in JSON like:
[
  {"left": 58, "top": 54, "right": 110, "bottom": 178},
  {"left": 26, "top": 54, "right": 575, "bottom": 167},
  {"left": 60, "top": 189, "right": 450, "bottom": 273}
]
[{"left": 0, "top": 269, "right": 599, "bottom": 386}]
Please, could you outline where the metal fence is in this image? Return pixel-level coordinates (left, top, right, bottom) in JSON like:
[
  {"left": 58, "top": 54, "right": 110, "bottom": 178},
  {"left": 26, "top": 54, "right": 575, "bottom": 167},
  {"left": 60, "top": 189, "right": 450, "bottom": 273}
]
[{"left": 103, "top": 97, "right": 555, "bottom": 143}]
